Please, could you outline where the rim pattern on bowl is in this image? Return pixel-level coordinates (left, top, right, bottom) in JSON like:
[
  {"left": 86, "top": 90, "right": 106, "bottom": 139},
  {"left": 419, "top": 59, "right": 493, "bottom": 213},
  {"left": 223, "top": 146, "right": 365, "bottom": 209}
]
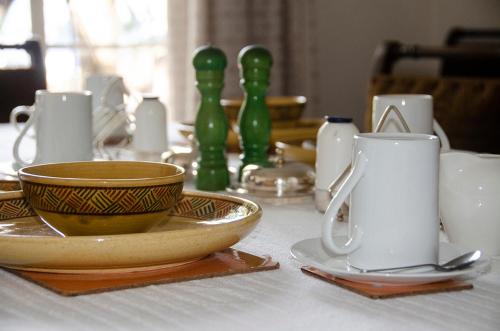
[{"left": 21, "top": 181, "right": 184, "bottom": 215}]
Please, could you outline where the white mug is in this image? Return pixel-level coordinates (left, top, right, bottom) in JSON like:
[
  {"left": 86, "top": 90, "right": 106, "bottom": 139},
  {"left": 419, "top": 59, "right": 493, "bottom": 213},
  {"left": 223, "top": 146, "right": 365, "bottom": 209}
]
[
  {"left": 372, "top": 94, "right": 450, "bottom": 151},
  {"left": 322, "top": 132, "right": 440, "bottom": 270},
  {"left": 11, "top": 91, "right": 93, "bottom": 166}
]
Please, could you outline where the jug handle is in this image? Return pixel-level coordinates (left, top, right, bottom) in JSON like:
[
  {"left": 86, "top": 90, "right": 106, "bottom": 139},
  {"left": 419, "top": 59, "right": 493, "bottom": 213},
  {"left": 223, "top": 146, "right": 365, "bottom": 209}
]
[
  {"left": 374, "top": 105, "right": 411, "bottom": 133},
  {"left": 322, "top": 150, "right": 367, "bottom": 255},
  {"left": 433, "top": 119, "right": 450, "bottom": 152},
  {"left": 10, "top": 106, "right": 36, "bottom": 138},
  {"left": 12, "top": 108, "right": 39, "bottom": 167},
  {"left": 100, "top": 77, "right": 129, "bottom": 108}
]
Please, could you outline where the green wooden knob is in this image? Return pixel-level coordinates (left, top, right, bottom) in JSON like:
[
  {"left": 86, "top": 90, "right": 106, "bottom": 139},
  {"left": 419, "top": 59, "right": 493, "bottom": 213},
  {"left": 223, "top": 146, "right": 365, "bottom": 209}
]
[
  {"left": 237, "top": 45, "right": 273, "bottom": 175},
  {"left": 192, "top": 45, "right": 229, "bottom": 191}
]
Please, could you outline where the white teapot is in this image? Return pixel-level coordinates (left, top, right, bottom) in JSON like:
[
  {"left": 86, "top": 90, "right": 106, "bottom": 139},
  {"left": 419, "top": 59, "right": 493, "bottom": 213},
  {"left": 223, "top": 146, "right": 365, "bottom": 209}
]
[{"left": 440, "top": 151, "right": 500, "bottom": 256}]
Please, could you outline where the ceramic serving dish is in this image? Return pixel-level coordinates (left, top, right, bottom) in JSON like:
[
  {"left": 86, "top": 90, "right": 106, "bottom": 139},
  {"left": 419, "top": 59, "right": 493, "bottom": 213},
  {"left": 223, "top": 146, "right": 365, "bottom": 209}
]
[
  {"left": 0, "top": 180, "right": 20, "bottom": 192},
  {"left": 221, "top": 96, "right": 306, "bottom": 129},
  {"left": 0, "top": 190, "right": 261, "bottom": 273},
  {"left": 9, "top": 161, "right": 185, "bottom": 236},
  {"left": 275, "top": 141, "right": 316, "bottom": 166},
  {"left": 179, "top": 119, "right": 322, "bottom": 153}
]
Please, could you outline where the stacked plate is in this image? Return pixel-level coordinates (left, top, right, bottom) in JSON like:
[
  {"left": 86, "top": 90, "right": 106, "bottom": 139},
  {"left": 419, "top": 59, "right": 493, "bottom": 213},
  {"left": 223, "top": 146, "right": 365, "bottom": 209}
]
[{"left": 0, "top": 190, "right": 261, "bottom": 273}]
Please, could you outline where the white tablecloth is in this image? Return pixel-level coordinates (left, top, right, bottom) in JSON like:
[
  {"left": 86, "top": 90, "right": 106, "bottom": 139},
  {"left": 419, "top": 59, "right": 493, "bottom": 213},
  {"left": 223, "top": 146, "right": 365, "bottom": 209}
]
[{"left": 1, "top": 124, "right": 499, "bottom": 331}]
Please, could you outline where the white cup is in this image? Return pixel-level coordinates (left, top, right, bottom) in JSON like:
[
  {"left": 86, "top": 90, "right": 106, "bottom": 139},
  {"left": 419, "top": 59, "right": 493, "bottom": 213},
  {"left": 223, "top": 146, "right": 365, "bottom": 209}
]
[
  {"left": 11, "top": 91, "right": 93, "bottom": 166},
  {"left": 372, "top": 94, "right": 450, "bottom": 151},
  {"left": 322, "top": 132, "right": 440, "bottom": 270}
]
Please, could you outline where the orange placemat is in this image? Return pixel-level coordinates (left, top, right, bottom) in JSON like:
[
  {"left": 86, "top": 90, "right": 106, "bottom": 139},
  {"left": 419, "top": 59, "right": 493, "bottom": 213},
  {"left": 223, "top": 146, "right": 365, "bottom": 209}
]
[
  {"left": 4, "top": 249, "right": 279, "bottom": 296},
  {"left": 301, "top": 267, "right": 472, "bottom": 299}
]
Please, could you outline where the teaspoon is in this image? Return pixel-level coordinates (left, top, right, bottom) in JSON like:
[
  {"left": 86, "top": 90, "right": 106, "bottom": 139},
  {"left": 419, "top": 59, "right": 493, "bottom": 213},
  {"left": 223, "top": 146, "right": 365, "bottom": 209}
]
[{"left": 360, "top": 250, "right": 482, "bottom": 273}]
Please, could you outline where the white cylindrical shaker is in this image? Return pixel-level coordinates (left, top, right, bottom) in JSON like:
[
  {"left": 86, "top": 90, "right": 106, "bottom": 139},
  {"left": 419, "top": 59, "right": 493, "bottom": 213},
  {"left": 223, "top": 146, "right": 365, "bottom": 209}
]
[
  {"left": 133, "top": 96, "right": 168, "bottom": 155},
  {"left": 315, "top": 116, "right": 358, "bottom": 212}
]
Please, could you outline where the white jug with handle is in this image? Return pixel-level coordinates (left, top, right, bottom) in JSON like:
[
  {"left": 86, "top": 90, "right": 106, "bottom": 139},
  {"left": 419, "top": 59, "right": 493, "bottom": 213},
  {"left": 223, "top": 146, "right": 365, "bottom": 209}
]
[
  {"left": 372, "top": 94, "right": 450, "bottom": 152},
  {"left": 11, "top": 91, "right": 93, "bottom": 167},
  {"left": 323, "top": 105, "right": 440, "bottom": 270},
  {"left": 85, "top": 74, "right": 130, "bottom": 141},
  {"left": 322, "top": 131, "right": 440, "bottom": 270}
]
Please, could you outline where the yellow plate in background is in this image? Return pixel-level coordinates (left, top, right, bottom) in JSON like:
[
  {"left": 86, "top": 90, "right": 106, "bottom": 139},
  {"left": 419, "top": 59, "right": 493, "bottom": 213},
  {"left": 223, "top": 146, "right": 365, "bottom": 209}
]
[
  {"left": 275, "top": 141, "right": 316, "bottom": 166},
  {"left": 180, "top": 118, "right": 322, "bottom": 152}
]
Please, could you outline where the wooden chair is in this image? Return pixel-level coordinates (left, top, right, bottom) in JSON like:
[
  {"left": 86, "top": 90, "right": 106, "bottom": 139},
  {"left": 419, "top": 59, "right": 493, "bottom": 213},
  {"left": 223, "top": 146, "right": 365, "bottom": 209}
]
[
  {"left": 442, "top": 27, "right": 500, "bottom": 78},
  {"left": 366, "top": 41, "right": 500, "bottom": 154},
  {"left": 0, "top": 40, "right": 46, "bottom": 123}
]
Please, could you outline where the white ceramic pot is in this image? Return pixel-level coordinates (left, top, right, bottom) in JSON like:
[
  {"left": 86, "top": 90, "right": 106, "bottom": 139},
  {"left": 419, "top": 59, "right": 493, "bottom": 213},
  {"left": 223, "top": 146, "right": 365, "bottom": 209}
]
[
  {"left": 133, "top": 96, "right": 168, "bottom": 153},
  {"left": 314, "top": 116, "right": 359, "bottom": 212},
  {"left": 440, "top": 151, "right": 500, "bottom": 256}
]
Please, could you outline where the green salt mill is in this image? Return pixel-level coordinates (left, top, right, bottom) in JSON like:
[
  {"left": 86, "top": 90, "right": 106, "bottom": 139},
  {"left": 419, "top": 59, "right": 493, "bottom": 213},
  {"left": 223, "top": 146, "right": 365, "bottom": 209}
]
[
  {"left": 192, "top": 45, "right": 230, "bottom": 191},
  {"left": 237, "top": 45, "right": 273, "bottom": 174}
]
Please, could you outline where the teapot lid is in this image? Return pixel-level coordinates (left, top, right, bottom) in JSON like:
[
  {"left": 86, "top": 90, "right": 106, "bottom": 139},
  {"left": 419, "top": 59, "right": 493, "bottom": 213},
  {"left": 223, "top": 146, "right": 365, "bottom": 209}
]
[{"left": 239, "top": 148, "right": 315, "bottom": 199}]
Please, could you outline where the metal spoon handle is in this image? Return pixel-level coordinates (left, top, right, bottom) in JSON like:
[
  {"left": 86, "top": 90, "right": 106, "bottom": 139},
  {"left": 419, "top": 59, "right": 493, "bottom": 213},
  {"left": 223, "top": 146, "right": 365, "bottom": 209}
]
[
  {"left": 359, "top": 251, "right": 481, "bottom": 273},
  {"left": 360, "top": 263, "right": 440, "bottom": 273}
]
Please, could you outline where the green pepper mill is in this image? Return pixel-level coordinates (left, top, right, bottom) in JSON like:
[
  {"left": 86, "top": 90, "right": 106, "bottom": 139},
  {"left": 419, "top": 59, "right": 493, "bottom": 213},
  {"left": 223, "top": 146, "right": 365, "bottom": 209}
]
[
  {"left": 237, "top": 45, "right": 273, "bottom": 174},
  {"left": 192, "top": 46, "right": 230, "bottom": 191}
]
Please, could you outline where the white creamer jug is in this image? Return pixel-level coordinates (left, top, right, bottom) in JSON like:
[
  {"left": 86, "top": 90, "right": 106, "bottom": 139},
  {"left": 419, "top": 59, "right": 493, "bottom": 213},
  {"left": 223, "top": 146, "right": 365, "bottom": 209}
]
[
  {"left": 440, "top": 151, "right": 500, "bottom": 256},
  {"left": 133, "top": 95, "right": 168, "bottom": 158},
  {"left": 315, "top": 116, "right": 358, "bottom": 212}
]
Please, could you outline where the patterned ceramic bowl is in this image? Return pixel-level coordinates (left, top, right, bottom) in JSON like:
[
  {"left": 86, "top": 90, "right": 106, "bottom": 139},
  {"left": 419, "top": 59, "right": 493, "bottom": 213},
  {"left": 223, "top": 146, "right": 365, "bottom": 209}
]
[{"left": 17, "top": 161, "right": 185, "bottom": 236}]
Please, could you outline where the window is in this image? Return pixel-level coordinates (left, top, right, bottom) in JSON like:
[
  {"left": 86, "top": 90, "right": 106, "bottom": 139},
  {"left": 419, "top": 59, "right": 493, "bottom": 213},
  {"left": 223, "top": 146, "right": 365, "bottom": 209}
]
[{"left": 0, "top": 0, "right": 168, "bottom": 98}]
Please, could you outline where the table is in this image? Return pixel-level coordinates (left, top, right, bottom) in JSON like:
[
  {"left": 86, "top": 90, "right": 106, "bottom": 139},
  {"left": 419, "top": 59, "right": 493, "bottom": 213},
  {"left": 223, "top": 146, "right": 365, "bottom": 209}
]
[{"left": 1, "top": 123, "right": 499, "bottom": 331}]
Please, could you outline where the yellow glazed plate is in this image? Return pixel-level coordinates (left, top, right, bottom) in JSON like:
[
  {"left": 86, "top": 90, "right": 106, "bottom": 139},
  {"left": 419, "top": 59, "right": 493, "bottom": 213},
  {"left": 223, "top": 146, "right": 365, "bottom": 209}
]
[
  {"left": 179, "top": 118, "right": 322, "bottom": 152},
  {"left": 275, "top": 141, "right": 316, "bottom": 166},
  {"left": 0, "top": 191, "right": 261, "bottom": 273}
]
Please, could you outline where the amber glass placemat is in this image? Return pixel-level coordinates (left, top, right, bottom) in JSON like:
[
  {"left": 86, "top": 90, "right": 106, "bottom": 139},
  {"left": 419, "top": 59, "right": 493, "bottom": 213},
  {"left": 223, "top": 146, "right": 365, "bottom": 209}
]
[
  {"left": 4, "top": 249, "right": 279, "bottom": 296},
  {"left": 302, "top": 267, "right": 472, "bottom": 299}
]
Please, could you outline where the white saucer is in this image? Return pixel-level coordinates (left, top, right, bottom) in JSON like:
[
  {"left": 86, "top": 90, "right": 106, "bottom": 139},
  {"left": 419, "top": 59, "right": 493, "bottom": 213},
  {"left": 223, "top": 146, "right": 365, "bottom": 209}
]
[{"left": 291, "top": 237, "right": 491, "bottom": 286}]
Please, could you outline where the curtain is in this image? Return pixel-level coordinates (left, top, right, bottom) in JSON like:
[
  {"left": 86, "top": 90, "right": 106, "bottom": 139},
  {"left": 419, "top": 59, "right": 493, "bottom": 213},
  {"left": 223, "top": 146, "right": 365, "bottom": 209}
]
[{"left": 166, "top": 0, "right": 319, "bottom": 122}]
